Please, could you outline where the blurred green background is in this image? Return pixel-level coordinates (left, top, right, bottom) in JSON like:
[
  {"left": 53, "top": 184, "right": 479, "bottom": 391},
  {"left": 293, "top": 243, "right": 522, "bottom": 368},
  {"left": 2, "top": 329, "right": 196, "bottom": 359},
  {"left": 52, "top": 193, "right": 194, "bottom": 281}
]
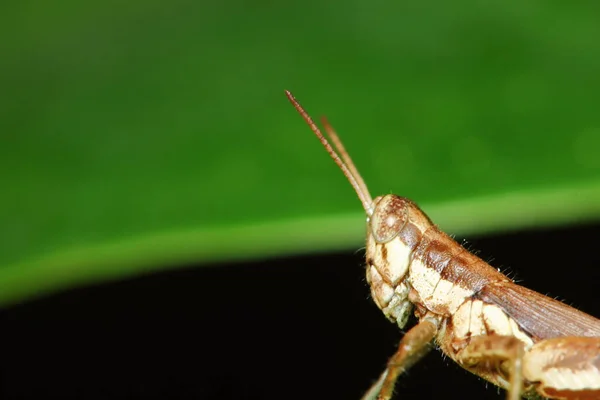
[{"left": 1, "top": 0, "right": 600, "bottom": 307}]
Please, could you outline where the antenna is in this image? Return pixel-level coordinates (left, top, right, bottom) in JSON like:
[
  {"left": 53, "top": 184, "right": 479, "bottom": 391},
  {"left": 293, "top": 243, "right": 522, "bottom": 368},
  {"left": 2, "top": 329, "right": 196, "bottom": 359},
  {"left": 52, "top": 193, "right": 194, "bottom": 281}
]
[{"left": 285, "top": 90, "right": 374, "bottom": 215}]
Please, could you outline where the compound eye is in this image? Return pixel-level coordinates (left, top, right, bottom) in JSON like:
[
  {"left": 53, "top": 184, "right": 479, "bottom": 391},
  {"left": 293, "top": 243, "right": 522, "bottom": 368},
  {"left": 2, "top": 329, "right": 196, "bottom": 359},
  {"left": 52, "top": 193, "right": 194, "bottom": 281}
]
[{"left": 370, "top": 195, "right": 408, "bottom": 243}]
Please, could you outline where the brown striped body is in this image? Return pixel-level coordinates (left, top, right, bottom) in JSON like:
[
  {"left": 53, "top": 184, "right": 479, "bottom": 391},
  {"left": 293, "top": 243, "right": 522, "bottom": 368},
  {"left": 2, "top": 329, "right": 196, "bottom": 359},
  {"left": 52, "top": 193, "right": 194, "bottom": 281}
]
[
  {"left": 366, "top": 195, "right": 511, "bottom": 329},
  {"left": 365, "top": 194, "right": 600, "bottom": 397},
  {"left": 284, "top": 90, "right": 600, "bottom": 399}
]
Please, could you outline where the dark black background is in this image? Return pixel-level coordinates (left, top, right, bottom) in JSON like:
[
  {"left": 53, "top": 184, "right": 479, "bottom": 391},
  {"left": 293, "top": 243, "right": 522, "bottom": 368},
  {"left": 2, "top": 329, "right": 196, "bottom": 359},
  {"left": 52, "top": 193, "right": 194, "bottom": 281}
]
[{"left": 1, "top": 222, "right": 599, "bottom": 399}]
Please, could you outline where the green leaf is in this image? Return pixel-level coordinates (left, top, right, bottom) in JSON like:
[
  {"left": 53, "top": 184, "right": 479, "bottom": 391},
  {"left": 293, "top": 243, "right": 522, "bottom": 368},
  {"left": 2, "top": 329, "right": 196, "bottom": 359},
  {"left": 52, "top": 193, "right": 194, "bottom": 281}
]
[{"left": 2, "top": 1, "right": 600, "bottom": 306}]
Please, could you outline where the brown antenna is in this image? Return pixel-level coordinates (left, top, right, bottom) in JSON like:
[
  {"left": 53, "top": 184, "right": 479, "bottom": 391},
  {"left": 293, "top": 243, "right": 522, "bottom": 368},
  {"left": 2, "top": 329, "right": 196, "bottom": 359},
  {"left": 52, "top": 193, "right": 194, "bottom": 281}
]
[{"left": 285, "top": 90, "right": 374, "bottom": 214}]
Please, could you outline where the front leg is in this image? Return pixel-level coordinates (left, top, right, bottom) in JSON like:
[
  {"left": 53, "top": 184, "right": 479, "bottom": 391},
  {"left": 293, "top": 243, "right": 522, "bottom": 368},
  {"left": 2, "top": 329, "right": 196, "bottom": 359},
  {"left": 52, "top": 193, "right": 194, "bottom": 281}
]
[
  {"left": 361, "top": 319, "right": 438, "bottom": 400},
  {"left": 523, "top": 337, "right": 600, "bottom": 399}
]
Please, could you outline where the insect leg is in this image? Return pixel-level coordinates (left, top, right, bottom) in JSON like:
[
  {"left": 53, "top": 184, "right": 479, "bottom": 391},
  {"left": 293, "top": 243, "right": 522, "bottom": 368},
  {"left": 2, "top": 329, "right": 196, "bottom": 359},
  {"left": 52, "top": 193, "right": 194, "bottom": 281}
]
[
  {"left": 522, "top": 336, "right": 600, "bottom": 399},
  {"left": 455, "top": 335, "right": 526, "bottom": 400},
  {"left": 362, "top": 319, "right": 438, "bottom": 400}
]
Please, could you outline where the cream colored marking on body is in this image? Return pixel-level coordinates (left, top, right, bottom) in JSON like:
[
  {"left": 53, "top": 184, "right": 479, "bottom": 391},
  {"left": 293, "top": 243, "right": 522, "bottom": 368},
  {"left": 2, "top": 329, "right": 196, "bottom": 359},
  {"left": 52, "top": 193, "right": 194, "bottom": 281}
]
[
  {"left": 431, "top": 279, "right": 474, "bottom": 314},
  {"left": 508, "top": 318, "right": 533, "bottom": 346},
  {"left": 376, "top": 239, "right": 411, "bottom": 285},
  {"left": 408, "top": 259, "right": 441, "bottom": 300},
  {"left": 285, "top": 91, "right": 600, "bottom": 400},
  {"left": 453, "top": 299, "right": 485, "bottom": 339},
  {"left": 523, "top": 346, "right": 600, "bottom": 391},
  {"left": 453, "top": 301, "right": 534, "bottom": 348},
  {"left": 538, "top": 368, "right": 600, "bottom": 390},
  {"left": 366, "top": 235, "right": 412, "bottom": 310},
  {"left": 482, "top": 304, "right": 534, "bottom": 347},
  {"left": 408, "top": 259, "right": 473, "bottom": 314}
]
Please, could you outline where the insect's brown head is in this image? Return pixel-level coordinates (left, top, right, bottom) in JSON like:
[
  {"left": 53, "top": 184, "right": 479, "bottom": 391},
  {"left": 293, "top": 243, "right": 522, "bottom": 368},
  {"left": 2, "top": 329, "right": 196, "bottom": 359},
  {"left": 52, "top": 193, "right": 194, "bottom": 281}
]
[
  {"left": 369, "top": 195, "right": 410, "bottom": 243},
  {"left": 285, "top": 91, "right": 414, "bottom": 329},
  {"left": 365, "top": 194, "right": 414, "bottom": 329}
]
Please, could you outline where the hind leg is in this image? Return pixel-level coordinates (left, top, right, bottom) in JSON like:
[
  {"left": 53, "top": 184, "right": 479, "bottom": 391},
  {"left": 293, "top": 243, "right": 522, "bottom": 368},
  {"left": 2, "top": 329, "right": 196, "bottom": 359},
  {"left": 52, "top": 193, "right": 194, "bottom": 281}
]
[{"left": 522, "top": 337, "right": 600, "bottom": 399}]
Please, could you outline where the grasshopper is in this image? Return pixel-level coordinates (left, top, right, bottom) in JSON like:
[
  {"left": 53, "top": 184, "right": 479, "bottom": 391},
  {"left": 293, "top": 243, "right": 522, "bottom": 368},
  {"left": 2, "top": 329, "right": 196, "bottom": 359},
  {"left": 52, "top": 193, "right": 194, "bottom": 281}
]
[{"left": 285, "top": 90, "right": 600, "bottom": 400}]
